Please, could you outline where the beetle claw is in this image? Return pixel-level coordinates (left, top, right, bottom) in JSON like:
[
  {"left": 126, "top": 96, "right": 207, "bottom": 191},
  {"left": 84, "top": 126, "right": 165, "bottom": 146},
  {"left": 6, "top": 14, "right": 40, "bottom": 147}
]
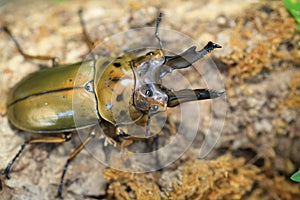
[
  {"left": 117, "top": 128, "right": 131, "bottom": 139},
  {"left": 4, "top": 170, "right": 10, "bottom": 180},
  {"left": 203, "top": 41, "right": 222, "bottom": 53},
  {"left": 55, "top": 192, "right": 63, "bottom": 199},
  {"left": 208, "top": 89, "right": 225, "bottom": 99}
]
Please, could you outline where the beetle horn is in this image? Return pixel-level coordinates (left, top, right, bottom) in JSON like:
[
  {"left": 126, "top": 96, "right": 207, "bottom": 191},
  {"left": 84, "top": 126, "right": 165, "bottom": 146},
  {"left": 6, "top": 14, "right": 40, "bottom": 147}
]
[
  {"left": 162, "top": 88, "right": 224, "bottom": 107},
  {"left": 160, "top": 42, "right": 222, "bottom": 77}
]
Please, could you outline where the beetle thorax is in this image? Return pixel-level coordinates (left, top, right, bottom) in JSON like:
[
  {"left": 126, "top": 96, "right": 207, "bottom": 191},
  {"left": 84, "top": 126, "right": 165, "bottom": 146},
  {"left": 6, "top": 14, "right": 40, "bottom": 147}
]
[
  {"left": 95, "top": 56, "right": 146, "bottom": 126},
  {"left": 94, "top": 49, "right": 168, "bottom": 127}
]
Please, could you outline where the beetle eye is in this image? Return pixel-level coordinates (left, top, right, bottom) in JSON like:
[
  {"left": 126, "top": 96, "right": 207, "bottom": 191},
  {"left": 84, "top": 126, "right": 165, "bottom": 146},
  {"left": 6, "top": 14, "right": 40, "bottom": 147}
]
[
  {"left": 146, "top": 51, "right": 154, "bottom": 56},
  {"left": 145, "top": 89, "right": 153, "bottom": 97},
  {"left": 150, "top": 105, "right": 158, "bottom": 112}
]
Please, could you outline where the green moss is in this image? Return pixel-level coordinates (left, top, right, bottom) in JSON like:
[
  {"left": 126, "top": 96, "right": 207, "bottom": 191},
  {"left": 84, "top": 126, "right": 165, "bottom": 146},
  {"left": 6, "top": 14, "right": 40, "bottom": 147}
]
[{"left": 283, "top": 0, "right": 300, "bottom": 30}]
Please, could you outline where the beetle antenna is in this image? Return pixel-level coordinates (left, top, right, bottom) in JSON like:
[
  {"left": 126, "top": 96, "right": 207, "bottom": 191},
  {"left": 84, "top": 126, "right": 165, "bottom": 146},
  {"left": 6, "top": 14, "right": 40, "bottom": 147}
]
[
  {"left": 155, "top": 12, "right": 163, "bottom": 50},
  {"left": 2, "top": 26, "right": 59, "bottom": 66}
]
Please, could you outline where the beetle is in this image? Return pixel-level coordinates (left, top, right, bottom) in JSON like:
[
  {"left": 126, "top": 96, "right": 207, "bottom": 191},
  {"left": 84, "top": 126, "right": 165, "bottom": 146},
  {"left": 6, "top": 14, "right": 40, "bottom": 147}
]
[{"left": 2, "top": 11, "right": 223, "bottom": 197}]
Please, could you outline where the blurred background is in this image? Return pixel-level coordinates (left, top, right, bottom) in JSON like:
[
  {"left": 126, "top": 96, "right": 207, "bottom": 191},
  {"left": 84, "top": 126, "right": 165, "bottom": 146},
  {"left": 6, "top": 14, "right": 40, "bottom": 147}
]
[{"left": 0, "top": 0, "right": 299, "bottom": 199}]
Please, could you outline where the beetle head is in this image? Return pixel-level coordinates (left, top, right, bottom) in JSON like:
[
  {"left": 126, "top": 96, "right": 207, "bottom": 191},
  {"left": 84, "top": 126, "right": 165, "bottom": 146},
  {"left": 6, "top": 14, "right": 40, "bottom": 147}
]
[{"left": 132, "top": 49, "right": 168, "bottom": 115}]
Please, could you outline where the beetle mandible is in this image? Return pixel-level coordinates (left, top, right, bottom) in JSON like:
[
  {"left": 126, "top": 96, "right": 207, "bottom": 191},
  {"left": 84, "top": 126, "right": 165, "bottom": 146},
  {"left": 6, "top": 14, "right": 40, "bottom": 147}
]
[{"left": 2, "top": 11, "right": 223, "bottom": 197}]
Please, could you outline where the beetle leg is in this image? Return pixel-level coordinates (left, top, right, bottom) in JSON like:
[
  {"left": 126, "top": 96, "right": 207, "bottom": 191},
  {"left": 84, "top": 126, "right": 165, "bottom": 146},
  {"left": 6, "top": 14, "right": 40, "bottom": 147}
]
[
  {"left": 78, "top": 9, "right": 96, "bottom": 53},
  {"left": 1, "top": 26, "right": 60, "bottom": 67},
  {"left": 4, "top": 133, "right": 72, "bottom": 179},
  {"left": 160, "top": 42, "right": 221, "bottom": 77},
  {"left": 162, "top": 87, "right": 224, "bottom": 107},
  {"left": 146, "top": 114, "right": 151, "bottom": 137},
  {"left": 116, "top": 126, "right": 131, "bottom": 139},
  {"left": 57, "top": 131, "right": 95, "bottom": 197},
  {"left": 116, "top": 126, "right": 157, "bottom": 141}
]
